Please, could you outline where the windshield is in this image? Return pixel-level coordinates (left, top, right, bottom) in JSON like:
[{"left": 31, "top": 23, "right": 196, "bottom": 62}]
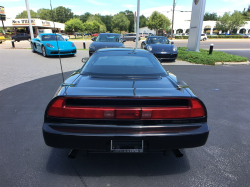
[
  {"left": 42, "top": 35, "right": 65, "bottom": 41},
  {"left": 147, "top": 37, "right": 169, "bottom": 44},
  {"left": 96, "top": 34, "right": 120, "bottom": 42},
  {"left": 81, "top": 52, "right": 167, "bottom": 77}
]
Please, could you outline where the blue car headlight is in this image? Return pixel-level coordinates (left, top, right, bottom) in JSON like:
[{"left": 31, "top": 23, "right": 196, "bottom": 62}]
[
  {"left": 172, "top": 46, "right": 177, "bottom": 51},
  {"left": 46, "top": 43, "right": 54, "bottom": 48},
  {"left": 71, "top": 43, "right": 75, "bottom": 47},
  {"left": 147, "top": 46, "right": 152, "bottom": 51}
]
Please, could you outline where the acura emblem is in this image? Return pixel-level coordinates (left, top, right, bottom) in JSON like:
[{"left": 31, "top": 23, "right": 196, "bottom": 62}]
[
  {"left": 194, "top": 0, "right": 199, "bottom": 5},
  {"left": 162, "top": 49, "right": 164, "bottom": 51}
]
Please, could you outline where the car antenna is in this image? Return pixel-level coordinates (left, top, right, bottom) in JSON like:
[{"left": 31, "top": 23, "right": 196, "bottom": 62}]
[{"left": 50, "top": 0, "right": 65, "bottom": 83}]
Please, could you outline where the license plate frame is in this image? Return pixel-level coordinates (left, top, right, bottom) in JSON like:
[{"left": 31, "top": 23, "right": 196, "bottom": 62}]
[{"left": 111, "top": 140, "right": 144, "bottom": 153}]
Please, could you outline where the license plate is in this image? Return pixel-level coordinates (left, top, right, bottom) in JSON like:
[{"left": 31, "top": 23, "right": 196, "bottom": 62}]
[{"left": 111, "top": 140, "right": 143, "bottom": 153}]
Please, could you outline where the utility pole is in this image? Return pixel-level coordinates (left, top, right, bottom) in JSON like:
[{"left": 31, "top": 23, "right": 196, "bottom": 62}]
[
  {"left": 171, "top": 0, "right": 175, "bottom": 40},
  {"left": 25, "top": 0, "right": 34, "bottom": 39},
  {"left": 135, "top": 0, "right": 140, "bottom": 49},
  {"left": 134, "top": 11, "right": 136, "bottom": 33}
]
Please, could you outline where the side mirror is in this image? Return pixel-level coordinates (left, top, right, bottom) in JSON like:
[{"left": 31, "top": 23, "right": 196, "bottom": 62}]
[
  {"left": 91, "top": 37, "right": 96, "bottom": 41},
  {"left": 171, "top": 41, "right": 174, "bottom": 45},
  {"left": 82, "top": 57, "right": 89, "bottom": 64},
  {"left": 122, "top": 39, "right": 126, "bottom": 42},
  {"left": 65, "top": 38, "right": 68, "bottom": 41}
]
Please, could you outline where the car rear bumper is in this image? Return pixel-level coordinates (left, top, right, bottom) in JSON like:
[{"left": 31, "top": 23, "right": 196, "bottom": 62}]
[{"left": 43, "top": 122, "right": 209, "bottom": 152}]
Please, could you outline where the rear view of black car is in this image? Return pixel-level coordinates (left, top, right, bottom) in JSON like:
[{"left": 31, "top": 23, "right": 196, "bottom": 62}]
[
  {"left": 43, "top": 48, "right": 209, "bottom": 157},
  {"left": 89, "top": 33, "right": 125, "bottom": 56}
]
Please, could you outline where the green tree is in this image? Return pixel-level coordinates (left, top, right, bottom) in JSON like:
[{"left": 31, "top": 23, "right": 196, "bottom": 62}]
[
  {"left": 147, "top": 11, "right": 171, "bottom": 34},
  {"left": 100, "top": 15, "right": 113, "bottom": 32},
  {"left": 15, "top": 10, "right": 37, "bottom": 19},
  {"left": 37, "top": 8, "right": 52, "bottom": 20},
  {"left": 120, "top": 10, "right": 134, "bottom": 33},
  {"left": 230, "top": 11, "right": 247, "bottom": 31},
  {"left": 79, "top": 12, "right": 92, "bottom": 23},
  {"left": 111, "top": 13, "right": 130, "bottom": 33},
  {"left": 87, "top": 14, "right": 106, "bottom": 32},
  {"left": 204, "top": 12, "right": 218, "bottom": 21},
  {"left": 242, "top": 6, "right": 250, "bottom": 21},
  {"left": 83, "top": 21, "right": 100, "bottom": 33},
  {"left": 216, "top": 12, "right": 231, "bottom": 32},
  {"left": 53, "top": 6, "right": 73, "bottom": 23},
  {"left": 65, "top": 18, "right": 84, "bottom": 32},
  {"left": 139, "top": 15, "right": 148, "bottom": 28},
  {"left": 216, "top": 11, "right": 246, "bottom": 33}
]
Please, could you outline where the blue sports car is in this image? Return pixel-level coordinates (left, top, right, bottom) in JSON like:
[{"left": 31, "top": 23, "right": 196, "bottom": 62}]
[
  {"left": 30, "top": 33, "right": 77, "bottom": 57},
  {"left": 141, "top": 36, "right": 178, "bottom": 61}
]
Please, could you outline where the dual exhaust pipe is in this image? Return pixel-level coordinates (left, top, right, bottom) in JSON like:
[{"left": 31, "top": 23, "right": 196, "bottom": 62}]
[{"left": 68, "top": 149, "right": 183, "bottom": 159}]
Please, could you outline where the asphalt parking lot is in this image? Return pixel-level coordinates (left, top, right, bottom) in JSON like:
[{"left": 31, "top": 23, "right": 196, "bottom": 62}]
[{"left": 0, "top": 49, "right": 250, "bottom": 186}]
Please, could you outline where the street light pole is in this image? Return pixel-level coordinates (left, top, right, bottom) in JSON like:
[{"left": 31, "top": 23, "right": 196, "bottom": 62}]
[
  {"left": 171, "top": 0, "right": 175, "bottom": 40},
  {"left": 25, "top": 0, "right": 34, "bottom": 39},
  {"left": 135, "top": 0, "right": 140, "bottom": 49}
]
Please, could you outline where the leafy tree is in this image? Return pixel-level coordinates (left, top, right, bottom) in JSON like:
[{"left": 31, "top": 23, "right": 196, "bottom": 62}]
[
  {"left": 79, "top": 12, "right": 92, "bottom": 23},
  {"left": 83, "top": 21, "right": 100, "bottom": 33},
  {"left": 65, "top": 18, "right": 84, "bottom": 32},
  {"left": 230, "top": 11, "right": 247, "bottom": 31},
  {"left": 147, "top": 11, "right": 171, "bottom": 33},
  {"left": 204, "top": 12, "right": 218, "bottom": 21},
  {"left": 87, "top": 14, "right": 106, "bottom": 32},
  {"left": 216, "top": 11, "right": 246, "bottom": 33},
  {"left": 216, "top": 12, "right": 231, "bottom": 32},
  {"left": 53, "top": 6, "right": 73, "bottom": 23},
  {"left": 15, "top": 10, "right": 38, "bottom": 19},
  {"left": 120, "top": 10, "right": 134, "bottom": 33},
  {"left": 100, "top": 15, "right": 113, "bottom": 32},
  {"left": 139, "top": 15, "right": 148, "bottom": 28},
  {"left": 242, "top": 6, "right": 250, "bottom": 21},
  {"left": 37, "top": 8, "right": 52, "bottom": 20},
  {"left": 111, "top": 13, "right": 130, "bottom": 33}
]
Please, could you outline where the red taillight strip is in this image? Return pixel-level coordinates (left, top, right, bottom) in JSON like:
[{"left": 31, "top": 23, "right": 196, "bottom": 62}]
[{"left": 47, "top": 97, "right": 205, "bottom": 119}]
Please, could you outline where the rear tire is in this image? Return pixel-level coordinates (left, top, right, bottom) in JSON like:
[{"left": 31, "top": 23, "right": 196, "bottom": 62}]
[
  {"left": 133, "top": 39, "right": 136, "bottom": 42},
  {"left": 42, "top": 46, "right": 47, "bottom": 57}
]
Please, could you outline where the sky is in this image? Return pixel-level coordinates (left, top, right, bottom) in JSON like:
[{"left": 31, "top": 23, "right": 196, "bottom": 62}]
[{"left": 0, "top": 0, "right": 249, "bottom": 19}]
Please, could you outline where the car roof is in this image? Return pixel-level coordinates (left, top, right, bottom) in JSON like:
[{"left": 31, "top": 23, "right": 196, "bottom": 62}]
[
  {"left": 96, "top": 48, "right": 150, "bottom": 54},
  {"left": 40, "top": 33, "right": 61, "bottom": 36},
  {"left": 147, "top": 36, "right": 166, "bottom": 38},
  {"left": 99, "top": 33, "right": 119, "bottom": 35}
]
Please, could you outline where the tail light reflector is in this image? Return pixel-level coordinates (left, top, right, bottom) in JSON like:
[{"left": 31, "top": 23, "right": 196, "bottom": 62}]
[{"left": 46, "top": 97, "right": 205, "bottom": 119}]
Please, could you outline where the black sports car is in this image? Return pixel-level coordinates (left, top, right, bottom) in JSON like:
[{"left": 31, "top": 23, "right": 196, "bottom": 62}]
[
  {"left": 43, "top": 48, "right": 209, "bottom": 157},
  {"left": 141, "top": 36, "right": 178, "bottom": 61},
  {"left": 89, "top": 33, "right": 125, "bottom": 56}
]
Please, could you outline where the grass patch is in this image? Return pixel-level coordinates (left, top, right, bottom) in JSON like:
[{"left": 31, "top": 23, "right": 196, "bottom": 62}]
[
  {"left": 177, "top": 47, "right": 248, "bottom": 65},
  {"left": 77, "top": 48, "right": 89, "bottom": 51}
]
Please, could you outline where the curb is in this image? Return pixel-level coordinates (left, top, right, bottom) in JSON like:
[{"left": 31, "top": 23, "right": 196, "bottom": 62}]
[{"left": 215, "top": 61, "right": 250, "bottom": 65}]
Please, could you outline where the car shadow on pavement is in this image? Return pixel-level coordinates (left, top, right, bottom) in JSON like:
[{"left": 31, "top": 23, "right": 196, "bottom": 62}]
[{"left": 45, "top": 148, "right": 190, "bottom": 177}]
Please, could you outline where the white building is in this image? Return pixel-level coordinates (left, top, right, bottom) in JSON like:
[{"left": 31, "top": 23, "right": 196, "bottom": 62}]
[
  {"left": 139, "top": 11, "right": 250, "bottom": 35},
  {"left": 0, "top": 18, "right": 65, "bottom": 37}
]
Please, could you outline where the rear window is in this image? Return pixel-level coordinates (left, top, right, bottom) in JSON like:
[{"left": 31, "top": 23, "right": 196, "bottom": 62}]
[{"left": 82, "top": 52, "right": 167, "bottom": 76}]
